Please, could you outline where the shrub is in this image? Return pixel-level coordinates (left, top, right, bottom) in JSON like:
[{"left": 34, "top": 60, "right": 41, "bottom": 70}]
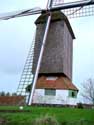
[
  {"left": 32, "top": 114, "right": 59, "bottom": 125},
  {"left": 77, "top": 103, "right": 83, "bottom": 109}
]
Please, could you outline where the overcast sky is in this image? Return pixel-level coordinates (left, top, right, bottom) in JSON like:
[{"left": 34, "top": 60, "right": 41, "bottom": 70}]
[{"left": 0, "top": 0, "right": 94, "bottom": 101}]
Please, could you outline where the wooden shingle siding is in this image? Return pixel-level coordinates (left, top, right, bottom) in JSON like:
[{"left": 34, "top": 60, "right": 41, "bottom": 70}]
[
  {"left": 39, "top": 21, "right": 64, "bottom": 73},
  {"left": 63, "top": 22, "right": 73, "bottom": 79},
  {"left": 32, "top": 11, "right": 75, "bottom": 80},
  {"left": 32, "top": 24, "right": 46, "bottom": 74}
]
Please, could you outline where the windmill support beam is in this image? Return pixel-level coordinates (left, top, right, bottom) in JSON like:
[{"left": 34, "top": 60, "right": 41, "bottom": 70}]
[
  {"left": 49, "top": 0, "right": 94, "bottom": 11},
  {"left": 28, "top": 15, "right": 51, "bottom": 105}
]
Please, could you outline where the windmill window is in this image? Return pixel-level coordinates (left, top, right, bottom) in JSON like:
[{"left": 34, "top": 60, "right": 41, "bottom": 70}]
[
  {"left": 46, "top": 77, "right": 57, "bottom": 80},
  {"left": 72, "top": 91, "right": 75, "bottom": 97},
  {"left": 45, "top": 89, "right": 56, "bottom": 96},
  {"left": 69, "top": 90, "right": 77, "bottom": 98}
]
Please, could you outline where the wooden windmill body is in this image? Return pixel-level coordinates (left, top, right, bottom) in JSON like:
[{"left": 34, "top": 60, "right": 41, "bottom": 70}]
[
  {"left": 33, "top": 11, "right": 75, "bottom": 79},
  {"left": 31, "top": 11, "right": 78, "bottom": 105}
]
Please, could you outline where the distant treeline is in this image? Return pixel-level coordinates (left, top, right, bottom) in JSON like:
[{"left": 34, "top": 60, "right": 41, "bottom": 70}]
[{"left": 0, "top": 91, "right": 17, "bottom": 96}]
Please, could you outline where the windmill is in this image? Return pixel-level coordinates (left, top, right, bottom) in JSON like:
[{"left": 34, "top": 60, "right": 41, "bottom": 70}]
[{"left": 0, "top": 0, "right": 94, "bottom": 105}]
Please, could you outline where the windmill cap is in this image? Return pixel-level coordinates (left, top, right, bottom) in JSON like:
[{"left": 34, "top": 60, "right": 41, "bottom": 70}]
[{"left": 35, "top": 11, "right": 75, "bottom": 39}]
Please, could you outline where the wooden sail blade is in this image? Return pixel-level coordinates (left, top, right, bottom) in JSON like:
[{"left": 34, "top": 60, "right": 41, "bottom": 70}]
[{"left": 0, "top": 7, "right": 42, "bottom": 20}]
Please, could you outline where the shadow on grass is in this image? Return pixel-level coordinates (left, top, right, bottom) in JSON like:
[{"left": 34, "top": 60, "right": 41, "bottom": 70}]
[{"left": 1, "top": 121, "right": 94, "bottom": 125}]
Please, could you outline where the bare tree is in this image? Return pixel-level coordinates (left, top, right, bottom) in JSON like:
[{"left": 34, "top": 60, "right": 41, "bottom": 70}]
[{"left": 81, "top": 78, "right": 94, "bottom": 104}]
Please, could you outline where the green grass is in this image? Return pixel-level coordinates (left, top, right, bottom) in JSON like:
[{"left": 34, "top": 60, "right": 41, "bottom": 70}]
[
  {"left": 0, "top": 106, "right": 94, "bottom": 124},
  {"left": 0, "top": 106, "right": 30, "bottom": 111}
]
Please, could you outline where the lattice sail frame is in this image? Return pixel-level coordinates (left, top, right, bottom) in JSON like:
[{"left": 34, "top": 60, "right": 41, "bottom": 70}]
[
  {"left": 51, "top": 0, "right": 94, "bottom": 18},
  {"left": 52, "top": 0, "right": 64, "bottom": 6},
  {"left": 51, "top": 0, "right": 86, "bottom": 7},
  {"left": 17, "top": 32, "right": 36, "bottom": 97},
  {"left": 63, "top": 4, "right": 94, "bottom": 18}
]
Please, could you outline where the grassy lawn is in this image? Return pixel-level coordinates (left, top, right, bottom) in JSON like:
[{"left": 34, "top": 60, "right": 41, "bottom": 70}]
[{"left": 0, "top": 106, "right": 94, "bottom": 124}]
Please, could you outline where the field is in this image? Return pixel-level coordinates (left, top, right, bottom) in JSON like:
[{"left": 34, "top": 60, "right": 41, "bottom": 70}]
[{"left": 0, "top": 106, "right": 94, "bottom": 125}]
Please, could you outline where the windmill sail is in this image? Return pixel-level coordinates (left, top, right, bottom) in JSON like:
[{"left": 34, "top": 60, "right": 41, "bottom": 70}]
[
  {"left": 0, "top": 7, "right": 42, "bottom": 20},
  {"left": 63, "top": 4, "right": 94, "bottom": 18},
  {"left": 51, "top": 0, "right": 94, "bottom": 8},
  {"left": 17, "top": 33, "right": 36, "bottom": 99},
  {"left": 52, "top": 0, "right": 64, "bottom": 6},
  {"left": 51, "top": 0, "right": 94, "bottom": 18},
  {"left": 0, "top": 0, "right": 94, "bottom": 20}
]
